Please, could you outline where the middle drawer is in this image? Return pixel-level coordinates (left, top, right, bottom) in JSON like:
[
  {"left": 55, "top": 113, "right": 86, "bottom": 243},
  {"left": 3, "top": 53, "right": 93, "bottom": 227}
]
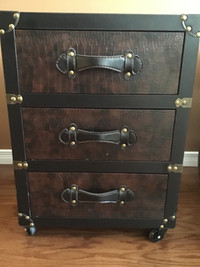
[{"left": 22, "top": 108, "right": 175, "bottom": 161}]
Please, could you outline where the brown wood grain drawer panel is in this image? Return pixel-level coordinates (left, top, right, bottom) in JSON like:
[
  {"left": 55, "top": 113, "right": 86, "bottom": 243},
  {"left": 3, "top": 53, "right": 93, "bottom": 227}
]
[
  {"left": 28, "top": 172, "right": 167, "bottom": 219},
  {"left": 22, "top": 108, "right": 175, "bottom": 161},
  {"left": 16, "top": 30, "right": 184, "bottom": 95}
]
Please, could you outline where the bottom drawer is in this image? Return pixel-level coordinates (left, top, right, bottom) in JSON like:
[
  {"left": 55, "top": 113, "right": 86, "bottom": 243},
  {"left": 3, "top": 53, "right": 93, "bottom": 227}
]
[{"left": 28, "top": 173, "right": 167, "bottom": 219}]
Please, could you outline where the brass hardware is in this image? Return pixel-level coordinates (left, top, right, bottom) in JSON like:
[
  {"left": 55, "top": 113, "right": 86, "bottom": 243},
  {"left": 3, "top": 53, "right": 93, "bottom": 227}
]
[
  {"left": 122, "top": 128, "right": 128, "bottom": 133},
  {"left": 7, "top": 94, "right": 23, "bottom": 104},
  {"left": 125, "top": 72, "right": 131, "bottom": 77},
  {"left": 72, "top": 200, "right": 76, "bottom": 204},
  {"left": 186, "top": 26, "right": 192, "bottom": 32},
  {"left": 175, "top": 98, "right": 192, "bottom": 108},
  {"left": 167, "top": 164, "right": 183, "bottom": 173},
  {"left": 121, "top": 187, "right": 126, "bottom": 192},
  {"left": 160, "top": 225, "right": 164, "bottom": 229},
  {"left": 17, "top": 95, "right": 23, "bottom": 103},
  {"left": 14, "top": 161, "right": 29, "bottom": 170},
  {"left": 30, "top": 223, "right": 34, "bottom": 227},
  {"left": 163, "top": 219, "right": 168, "bottom": 223},
  {"left": 121, "top": 143, "right": 127, "bottom": 148},
  {"left": 0, "top": 29, "right": 5, "bottom": 35},
  {"left": 18, "top": 213, "right": 23, "bottom": 217},
  {"left": 72, "top": 186, "right": 77, "bottom": 190},
  {"left": 69, "top": 70, "right": 74, "bottom": 76},
  {"left": 181, "top": 14, "right": 200, "bottom": 38},
  {"left": 70, "top": 126, "right": 76, "bottom": 131},
  {"left": 23, "top": 162, "right": 28, "bottom": 169},
  {"left": 9, "top": 24, "right": 15, "bottom": 30},
  {"left": 11, "top": 96, "right": 17, "bottom": 102},
  {"left": 25, "top": 216, "right": 30, "bottom": 220},
  {"left": 181, "top": 14, "right": 187, "bottom": 21},
  {"left": 167, "top": 165, "right": 172, "bottom": 171},
  {"left": 13, "top": 13, "right": 20, "bottom": 19},
  {"left": 68, "top": 51, "right": 75, "bottom": 57},
  {"left": 196, "top": 32, "right": 200, "bottom": 38},
  {"left": 70, "top": 141, "right": 76, "bottom": 146},
  {"left": 171, "top": 215, "right": 176, "bottom": 220},
  {"left": 17, "top": 162, "right": 23, "bottom": 168},
  {"left": 126, "top": 53, "right": 132, "bottom": 58},
  {"left": 120, "top": 201, "right": 125, "bottom": 205}
]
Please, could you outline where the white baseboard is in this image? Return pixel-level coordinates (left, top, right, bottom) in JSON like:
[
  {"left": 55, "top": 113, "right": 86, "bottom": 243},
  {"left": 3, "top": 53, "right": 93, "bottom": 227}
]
[
  {"left": 0, "top": 149, "right": 13, "bottom": 164},
  {"left": 0, "top": 149, "right": 199, "bottom": 167}
]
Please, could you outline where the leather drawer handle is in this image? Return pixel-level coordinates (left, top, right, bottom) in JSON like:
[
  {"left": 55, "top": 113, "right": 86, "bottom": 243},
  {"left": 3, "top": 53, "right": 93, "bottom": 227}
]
[
  {"left": 56, "top": 48, "right": 143, "bottom": 80},
  {"left": 61, "top": 184, "right": 135, "bottom": 206},
  {"left": 59, "top": 123, "right": 137, "bottom": 149}
]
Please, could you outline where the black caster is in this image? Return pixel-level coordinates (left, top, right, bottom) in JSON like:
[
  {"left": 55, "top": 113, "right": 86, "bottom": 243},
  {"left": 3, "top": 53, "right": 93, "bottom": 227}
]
[
  {"left": 149, "top": 228, "right": 167, "bottom": 242},
  {"left": 25, "top": 226, "right": 36, "bottom": 236}
]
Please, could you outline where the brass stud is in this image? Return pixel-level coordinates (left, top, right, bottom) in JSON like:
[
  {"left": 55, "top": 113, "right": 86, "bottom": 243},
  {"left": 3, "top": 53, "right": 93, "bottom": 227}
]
[
  {"left": 17, "top": 95, "right": 23, "bottom": 103},
  {"left": 30, "top": 223, "right": 34, "bottom": 227},
  {"left": 68, "top": 51, "right": 75, "bottom": 57},
  {"left": 121, "top": 143, "right": 127, "bottom": 148},
  {"left": 72, "top": 200, "right": 76, "bottom": 204},
  {"left": 13, "top": 13, "right": 20, "bottom": 20},
  {"left": 9, "top": 24, "right": 15, "bottom": 30},
  {"left": 70, "top": 126, "right": 76, "bottom": 131},
  {"left": 17, "top": 162, "right": 23, "bottom": 168},
  {"left": 122, "top": 128, "right": 128, "bottom": 133},
  {"left": 168, "top": 165, "right": 172, "bottom": 171},
  {"left": 173, "top": 166, "right": 178, "bottom": 171},
  {"left": 163, "top": 219, "right": 168, "bottom": 223},
  {"left": 18, "top": 213, "right": 23, "bottom": 217},
  {"left": 69, "top": 70, "right": 74, "bottom": 76},
  {"left": 171, "top": 215, "right": 176, "bottom": 220},
  {"left": 25, "top": 216, "right": 30, "bottom": 220},
  {"left": 186, "top": 26, "right": 192, "bottom": 32},
  {"left": 126, "top": 53, "right": 132, "bottom": 58},
  {"left": 11, "top": 96, "right": 17, "bottom": 102},
  {"left": 181, "top": 14, "right": 187, "bottom": 21},
  {"left": 121, "top": 187, "right": 126, "bottom": 192},
  {"left": 182, "top": 99, "right": 187, "bottom": 105},
  {"left": 125, "top": 72, "right": 131, "bottom": 77},
  {"left": 70, "top": 141, "right": 76, "bottom": 146},
  {"left": 23, "top": 162, "right": 28, "bottom": 169},
  {"left": 0, "top": 29, "right": 5, "bottom": 35},
  {"left": 175, "top": 99, "right": 180, "bottom": 106},
  {"left": 72, "top": 186, "right": 77, "bottom": 190},
  {"left": 120, "top": 201, "right": 125, "bottom": 205},
  {"left": 160, "top": 224, "right": 164, "bottom": 229},
  {"left": 196, "top": 32, "right": 200, "bottom": 38}
]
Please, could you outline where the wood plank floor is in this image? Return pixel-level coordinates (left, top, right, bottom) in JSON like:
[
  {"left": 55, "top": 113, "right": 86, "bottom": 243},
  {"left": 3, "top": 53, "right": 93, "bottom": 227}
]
[{"left": 0, "top": 165, "right": 200, "bottom": 267}]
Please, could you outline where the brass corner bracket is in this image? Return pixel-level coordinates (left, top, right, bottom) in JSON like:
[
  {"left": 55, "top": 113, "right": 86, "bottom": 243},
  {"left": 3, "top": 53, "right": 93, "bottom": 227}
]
[
  {"left": 0, "top": 12, "right": 20, "bottom": 35},
  {"left": 6, "top": 94, "right": 23, "bottom": 105},
  {"left": 175, "top": 98, "right": 192, "bottom": 108},
  {"left": 181, "top": 14, "right": 200, "bottom": 37},
  {"left": 14, "top": 161, "right": 28, "bottom": 170},
  {"left": 159, "top": 214, "right": 176, "bottom": 229},
  {"left": 167, "top": 164, "right": 183, "bottom": 173}
]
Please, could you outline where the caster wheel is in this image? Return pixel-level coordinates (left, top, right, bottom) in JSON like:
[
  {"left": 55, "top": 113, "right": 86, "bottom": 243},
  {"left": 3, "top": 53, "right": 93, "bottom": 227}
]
[
  {"left": 149, "top": 228, "right": 167, "bottom": 242},
  {"left": 25, "top": 226, "right": 36, "bottom": 236}
]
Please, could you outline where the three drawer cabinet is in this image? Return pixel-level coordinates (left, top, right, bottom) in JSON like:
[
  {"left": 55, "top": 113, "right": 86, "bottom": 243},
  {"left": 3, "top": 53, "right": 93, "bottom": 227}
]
[{"left": 1, "top": 11, "right": 200, "bottom": 241}]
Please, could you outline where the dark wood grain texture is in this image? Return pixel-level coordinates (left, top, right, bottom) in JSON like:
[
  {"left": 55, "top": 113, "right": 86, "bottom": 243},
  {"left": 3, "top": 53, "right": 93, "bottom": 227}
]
[
  {"left": 15, "top": 30, "right": 184, "bottom": 95},
  {"left": 28, "top": 172, "right": 167, "bottom": 219},
  {"left": 22, "top": 108, "right": 175, "bottom": 161},
  {"left": 1, "top": 166, "right": 200, "bottom": 266}
]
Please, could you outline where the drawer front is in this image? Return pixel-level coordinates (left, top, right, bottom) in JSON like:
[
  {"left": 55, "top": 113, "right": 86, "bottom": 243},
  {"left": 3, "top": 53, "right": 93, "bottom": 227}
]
[
  {"left": 22, "top": 108, "right": 175, "bottom": 161},
  {"left": 16, "top": 30, "right": 184, "bottom": 95},
  {"left": 28, "top": 172, "right": 167, "bottom": 219}
]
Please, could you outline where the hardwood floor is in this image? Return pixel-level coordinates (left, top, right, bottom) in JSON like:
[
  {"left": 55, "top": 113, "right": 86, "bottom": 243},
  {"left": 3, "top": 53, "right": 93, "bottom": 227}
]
[{"left": 0, "top": 165, "right": 200, "bottom": 267}]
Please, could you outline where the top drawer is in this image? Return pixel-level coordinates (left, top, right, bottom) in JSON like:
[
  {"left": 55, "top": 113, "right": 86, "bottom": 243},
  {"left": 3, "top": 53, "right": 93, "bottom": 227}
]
[{"left": 15, "top": 30, "right": 184, "bottom": 95}]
